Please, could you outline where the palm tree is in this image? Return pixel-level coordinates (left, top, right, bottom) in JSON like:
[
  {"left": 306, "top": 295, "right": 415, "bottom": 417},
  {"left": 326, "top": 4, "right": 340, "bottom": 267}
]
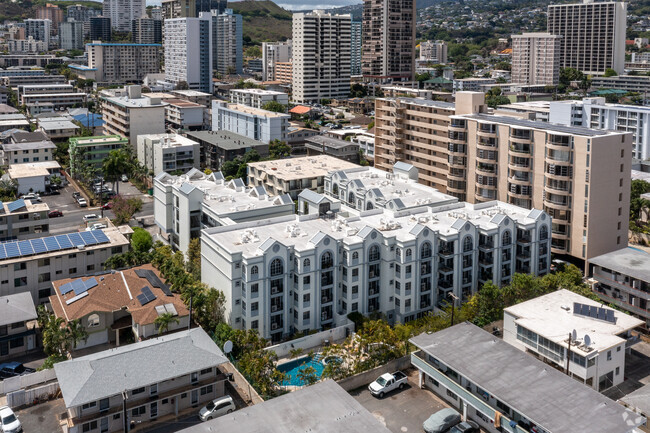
[
  {"left": 64, "top": 319, "right": 88, "bottom": 353},
  {"left": 103, "top": 149, "right": 131, "bottom": 195},
  {"left": 154, "top": 312, "right": 180, "bottom": 335}
]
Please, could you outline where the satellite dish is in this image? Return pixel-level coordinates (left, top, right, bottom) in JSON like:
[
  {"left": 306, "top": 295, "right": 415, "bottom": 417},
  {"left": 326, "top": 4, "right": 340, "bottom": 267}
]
[
  {"left": 571, "top": 329, "right": 577, "bottom": 341},
  {"left": 584, "top": 334, "right": 591, "bottom": 347},
  {"left": 223, "top": 340, "right": 233, "bottom": 354}
]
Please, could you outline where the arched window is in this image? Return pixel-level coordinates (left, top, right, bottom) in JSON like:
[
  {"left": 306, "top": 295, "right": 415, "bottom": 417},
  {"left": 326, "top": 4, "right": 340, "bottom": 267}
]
[
  {"left": 396, "top": 248, "right": 401, "bottom": 258},
  {"left": 348, "top": 193, "right": 355, "bottom": 205},
  {"left": 405, "top": 248, "right": 412, "bottom": 258},
  {"left": 366, "top": 202, "right": 374, "bottom": 210},
  {"left": 251, "top": 265, "right": 258, "bottom": 276},
  {"left": 421, "top": 242, "right": 432, "bottom": 259},
  {"left": 303, "top": 258, "right": 310, "bottom": 268},
  {"left": 502, "top": 231, "right": 512, "bottom": 246},
  {"left": 368, "top": 245, "right": 380, "bottom": 262},
  {"left": 463, "top": 236, "right": 473, "bottom": 252},
  {"left": 539, "top": 226, "right": 548, "bottom": 241},
  {"left": 332, "top": 184, "right": 339, "bottom": 196},
  {"left": 352, "top": 252, "right": 359, "bottom": 260},
  {"left": 321, "top": 251, "right": 333, "bottom": 269},
  {"left": 88, "top": 314, "right": 99, "bottom": 328},
  {"left": 343, "top": 251, "right": 348, "bottom": 261},
  {"left": 270, "top": 258, "right": 283, "bottom": 276}
]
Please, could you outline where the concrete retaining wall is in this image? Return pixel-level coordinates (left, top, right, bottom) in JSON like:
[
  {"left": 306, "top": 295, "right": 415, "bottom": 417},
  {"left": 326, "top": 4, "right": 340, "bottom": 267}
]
[
  {"left": 265, "top": 323, "right": 354, "bottom": 358},
  {"left": 336, "top": 355, "right": 412, "bottom": 392},
  {"left": 0, "top": 369, "right": 57, "bottom": 395},
  {"left": 6, "top": 382, "right": 59, "bottom": 408}
]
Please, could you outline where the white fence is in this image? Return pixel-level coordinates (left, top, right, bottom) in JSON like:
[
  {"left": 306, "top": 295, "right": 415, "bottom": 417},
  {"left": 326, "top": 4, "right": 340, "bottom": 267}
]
[
  {"left": 265, "top": 323, "right": 354, "bottom": 358},
  {"left": 0, "top": 369, "right": 57, "bottom": 395},
  {"left": 6, "top": 382, "right": 60, "bottom": 408}
]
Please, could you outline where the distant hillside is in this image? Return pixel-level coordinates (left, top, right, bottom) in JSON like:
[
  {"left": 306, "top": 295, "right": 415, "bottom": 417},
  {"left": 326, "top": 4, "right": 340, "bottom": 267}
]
[
  {"left": 229, "top": 0, "right": 292, "bottom": 44},
  {"left": 0, "top": 0, "right": 101, "bottom": 22}
]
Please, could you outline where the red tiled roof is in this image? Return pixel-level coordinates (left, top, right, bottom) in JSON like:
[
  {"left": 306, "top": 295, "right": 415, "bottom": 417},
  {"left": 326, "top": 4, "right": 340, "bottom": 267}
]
[{"left": 289, "top": 105, "right": 311, "bottom": 114}]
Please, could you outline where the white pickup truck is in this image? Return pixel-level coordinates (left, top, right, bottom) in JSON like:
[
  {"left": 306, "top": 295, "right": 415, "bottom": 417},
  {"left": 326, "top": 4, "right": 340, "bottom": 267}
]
[{"left": 368, "top": 371, "right": 408, "bottom": 398}]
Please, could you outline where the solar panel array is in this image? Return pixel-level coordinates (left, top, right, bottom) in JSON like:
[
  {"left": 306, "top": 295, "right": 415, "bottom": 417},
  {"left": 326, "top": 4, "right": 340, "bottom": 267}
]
[
  {"left": 573, "top": 302, "right": 616, "bottom": 324},
  {"left": 136, "top": 286, "right": 157, "bottom": 306},
  {"left": 7, "top": 199, "right": 26, "bottom": 213},
  {"left": 0, "top": 230, "right": 110, "bottom": 261},
  {"left": 155, "top": 303, "right": 178, "bottom": 317},
  {"left": 60, "top": 277, "right": 99, "bottom": 296},
  {"left": 135, "top": 269, "right": 172, "bottom": 296}
]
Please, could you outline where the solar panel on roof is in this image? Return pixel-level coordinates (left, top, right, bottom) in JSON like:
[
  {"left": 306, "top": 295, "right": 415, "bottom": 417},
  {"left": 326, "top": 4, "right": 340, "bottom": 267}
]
[
  {"left": 80, "top": 231, "right": 96, "bottom": 245},
  {"left": 5, "top": 243, "right": 19, "bottom": 258},
  {"left": 0, "top": 245, "right": 7, "bottom": 260},
  {"left": 67, "top": 233, "right": 83, "bottom": 247},
  {"left": 59, "top": 281, "right": 74, "bottom": 295},
  {"left": 136, "top": 294, "right": 149, "bottom": 306},
  {"left": 72, "top": 279, "right": 87, "bottom": 296},
  {"left": 92, "top": 230, "right": 109, "bottom": 244},
  {"left": 135, "top": 269, "right": 148, "bottom": 279},
  {"left": 17, "top": 240, "right": 33, "bottom": 255},
  {"left": 31, "top": 238, "right": 46, "bottom": 254},
  {"left": 7, "top": 199, "right": 25, "bottom": 213},
  {"left": 44, "top": 237, "right": 59, "bottom": 251},
  {"left": 56, "top": 235, "right": 73, "bottom": 249},
  {"left": 84, "top": 277, "right": 98, "bottom": 290}
]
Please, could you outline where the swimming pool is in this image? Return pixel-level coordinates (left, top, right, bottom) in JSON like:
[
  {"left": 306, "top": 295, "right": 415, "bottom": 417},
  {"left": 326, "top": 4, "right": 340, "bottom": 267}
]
[{"left": 277, "top": 355, "right": 325, "bottom": 386}]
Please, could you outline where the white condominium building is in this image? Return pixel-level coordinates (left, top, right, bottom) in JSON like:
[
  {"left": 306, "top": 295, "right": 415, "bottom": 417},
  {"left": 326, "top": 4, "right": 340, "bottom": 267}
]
[
  {"left": 262, "top": 40, "right": 292, "bottom": 82},
  {"left": 164, "top": 14, "right": 213, "bottom": 93},
  {"left": 154, "top": 169, "right": 294, "bottom": 253},
  {"left": 102, "top": 0, "right": 146, "bottom": 32},
  {"left": 547, "top": 0, "right": 627, "bottom": 75},
  {"left": 292, "top": 10, "right": 351, "bottom": 104},
  {"left": 212, "top": 9, "right": 243, "bottom": 76},
  {"left": 419, "top": 40, "right": 447, "bottom": 64},
  {"left": 229, "top": 88, "right": 289, "bottom": 109},
  {"left": 201, "top": 197, "right": 550, "bottom": 341},
  {"left": 211, "top": 101, "right": 289, "bottom": 144},
  {"left": 511, "top": 33, "right": 562, "bottom": 86},
  {"left": 136, "top": 134, "right": 200, "bottom": 177}
]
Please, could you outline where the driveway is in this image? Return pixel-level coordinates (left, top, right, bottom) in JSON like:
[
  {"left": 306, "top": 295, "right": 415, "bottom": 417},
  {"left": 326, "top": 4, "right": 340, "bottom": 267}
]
[
  {"left": 15, "top": 398, "right": 66, "bottom": 433},
  {"left": 350, "top": 369, "right": 451, "bottom": 433}
]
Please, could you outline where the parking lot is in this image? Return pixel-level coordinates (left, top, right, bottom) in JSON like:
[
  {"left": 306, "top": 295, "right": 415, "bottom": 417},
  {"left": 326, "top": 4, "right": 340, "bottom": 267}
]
[
  {"left": 350, "top": 369, "right": 454, "bottom": 433},
  {"left": 15, "top": 397, "right": 66, "bottom": 433}
]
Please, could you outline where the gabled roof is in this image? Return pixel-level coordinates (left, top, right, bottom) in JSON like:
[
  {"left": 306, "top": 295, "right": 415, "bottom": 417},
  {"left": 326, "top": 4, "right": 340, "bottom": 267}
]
[
  {"left": 0, "top": 292, "right": 37, "bottom": 327},
  {"left": 259, "top": 237, "right": 277, "bottom": 252},
  {"left": 309, "top": 231, "right": 327, "bottom": 245},
  {"left": 299, "top": 189, "right": 327, "bottom": 204},
  {"left": 55, "top": 328, "right": 227, "bottom": 408},
  {"left": 178, "top": 182, "right": 197, "bottom": 195},
  {"left": 273, "top": 194, "right": 293, "bottom": 205}
]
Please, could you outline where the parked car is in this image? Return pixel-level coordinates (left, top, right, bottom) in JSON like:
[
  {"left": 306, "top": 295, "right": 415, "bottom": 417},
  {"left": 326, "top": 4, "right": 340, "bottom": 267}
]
[
  {"left": 0, "top": 362, "right": 35, "bottom": 380},
  {"left": 83, "top": 214, "right": 100, "bottom": 223},
  {"left": 21, "top": 193, "right": 41, "bottom": 202},
  {"left": 423, "top": 408, "right": 461, "bottom": 433},
  {"left": 86, "top": 223, "right": 107, "bottom": 231},
  {"left": 77, "top": 197, "right": 87, "bottom": 207},
  {"left": 198, "top": 395, "right": 235, "bottom": 421},
  {"left": 72, "top": 191, "right": 80, "bottom": 199},
  {"left": 48, "top": 210, "right": 63, "bottom": 218},
  {"left": 0, "top": 406, "right": 21, "bottom": 433},
  {"left": 368, "top": 371, "right": 407, "bottom": 398},
  {"left": 102, "top": 202, "right": 113, "bottom": 210},
  {"left": 121, "top": 174, "right": 129, "bottom": 182},
  {"left": 450, "top": 421, "right": 480, "bottom": 433}
]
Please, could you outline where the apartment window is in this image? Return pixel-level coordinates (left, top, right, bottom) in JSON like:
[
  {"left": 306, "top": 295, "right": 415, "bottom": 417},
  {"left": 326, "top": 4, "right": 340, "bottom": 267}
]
[
  {"left": 82, "top": 401, "right": 97, "bottom": 410},
  {"left": 617, "top": 236, "right": 621, "bottom": 245},
  {"left": 132, "top": 387, "right": 145, "bottom": 396},
  {"left": 615, "top": 367, "right": 620, "bottom": 375},
  {"left": 251, "top": 320, "right": 258, "bottom": 329},
  {"left": 82, "top": 421, "right": 98, "bottom": 433},
  {"left": 303, "top": 276, "right": 310, "bottom": 284},
  {"left": 200, "top": 367, "right": 212, "bottom": 375},
  {"left": 617, "top": 346, "right": 621, "bottom": 352},
  {"left": 200, "top": 385, "right": 213, "bottom": 395},
  {"left": 14, "top": 277, "right": 27, "bottom": 287},
  {"left": 10, "top": 321, "right": 24, "bottom": 329},
  {"left": 446, "top": 389, "right": 458, "bottom": 400},
  {"left": 621, "top": 149, "right": 624, "bottom": 157},
  {"left": 87, "top": 265, "right": 95, "bottom": 272},
  {"left": 69, "top": 268, "right": 77, "bottom": 274},
  {"left": 496, "top": 400, "right": 511, "bottom": 415},
  {"left": 251, "top": 284, "right": 259, "bottom": 295},
  {"left": 620, "top": 164, "right": 624, "bottom": 172},
  {"left": 150, "top": 383, "right": 158, "bottom": 395},
  {"left": 14, "top": 263, "right": 26, "bottom": 271},
  {"left": 303, "top": 294, "right": 310, "bottom": 303},
  {"left": 99, "top": 398, "right": 109, "bottom": 412},
  {"left": 352, "top": 268, "right": 358, "bottom": 277},
  {"left": 303, "top": 311, "right": 310, "bottom": 320},
  {"left": 131, "top": 406, "right": 146, "bottom": 417},
  {"left": 607, "top": 350, "right": 612, "bottom": 361},
  {"left": 38, "top": 288, "right": 50, "bottom": 299}
]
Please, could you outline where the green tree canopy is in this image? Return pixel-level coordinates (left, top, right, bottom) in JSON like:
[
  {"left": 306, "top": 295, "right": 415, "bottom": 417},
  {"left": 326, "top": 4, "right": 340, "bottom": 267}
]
[
  {"left": 262, "top": 100, "right": 287, "bottom": 113},
  {"left": 131, "top": 227, "right": 153, "bottom": 254}
]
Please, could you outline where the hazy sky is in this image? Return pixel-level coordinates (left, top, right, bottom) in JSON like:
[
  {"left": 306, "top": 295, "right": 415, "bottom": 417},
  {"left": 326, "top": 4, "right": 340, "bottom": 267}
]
[{"left": 143, "top": 0, "right": 361, "bottom": 10}]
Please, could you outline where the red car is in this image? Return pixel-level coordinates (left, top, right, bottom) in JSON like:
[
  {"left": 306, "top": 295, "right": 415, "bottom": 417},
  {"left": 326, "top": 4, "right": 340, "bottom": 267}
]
[
  {"left": 101, "top": 202, "right": 113, "bottom": 210},
  {"left": 48, "top": 210, "right": 63, "bottom": 218}
]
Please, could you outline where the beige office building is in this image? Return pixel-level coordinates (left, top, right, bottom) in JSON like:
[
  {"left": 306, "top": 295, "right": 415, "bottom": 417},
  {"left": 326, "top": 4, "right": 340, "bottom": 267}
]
[
  {"left": 292, "top": 11, "right": 351, "bottom": 104},
  {"left": 547, "top": 0, "right": 627, "bottom": 75},
  {"left": 511, "top": 33, "right": 562, "bottom": 86},
  {"left": 362, "top": 0, "right": 415, "bottom": 82},
  {"left": 374, "top": 92, "right": 631, "bottom": 261}
]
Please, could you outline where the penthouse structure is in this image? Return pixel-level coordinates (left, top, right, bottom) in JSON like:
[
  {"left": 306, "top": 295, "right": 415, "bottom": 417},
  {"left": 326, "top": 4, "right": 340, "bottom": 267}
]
[
  {"left": 292, "top": 11, "right": 351, "bottom": 104},
  {"left": 511, "top": 33, "right": 562, "bottom": 86},
  {"left": 211, "top": 101, "right": 290, "bottom": 144},
  {"left": 229, "top": 89, "right": 289, "bottom": 110},
  {"left": 0, "top": 227, "right": 129, "bottom": 304},
  {"left": 201, "top": 198, "right": 550, "bottom": 341},
  {"left": 410, "top": 323, "right": 646, "bottom": 433},
  {"left": 374, "top": 92, "right": 632, "bottom": 261},
  {"left": 547, "top": 0, "right": 627, "bottom": 75},
  {"left": 154, "top": 169, "right": 294, "bottom": 253},
  {"left": 136, "top": 133, "right": 200, "bottom": 176},
  {"left": 247, "top": 155, "right": 358, "bottom": 199}
]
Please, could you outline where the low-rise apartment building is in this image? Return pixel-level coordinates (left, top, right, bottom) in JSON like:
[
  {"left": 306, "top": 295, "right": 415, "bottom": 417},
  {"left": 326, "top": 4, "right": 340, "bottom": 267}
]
[
  {"left": 589, "top": 247, "right": 650, "bottom": 325},
  {"left": 1, "top": 74, "right": 66, "bottom": 88},
  {"left": 503, "top": 289, "right": 643, "bottom": 391},
  {"left": 0, "top": 198, "right": 50, "bottom": 241},
  {"left": 246, "top": 155, "right": 358, "bottom": 199},
  {"left": 49, "top": 265, "right": 189, "bottom": 349},
  {"left": 0, "top": 140, "right": 56, "bottom": 166},
  {"left": 201, "top": 198, "right": 550, "bottom": 341},
  {"left": 165, "top": 99, "right": 205, "bottom": 130},
  {"left": 169, "top": 90, "right": 211, "bottom": 107},
  {"left": 154, "top": 169, "right": 294, "bottom": 253},
  {"left": 100, "top": 85, "right": 166, "bottom": 146},
  {"left": 0, "top": 114, "right": 29, "bottom": 133},
  {"left": 22, "top": 92, "right": 87, "bottom": 115},
  {"left": 229, "top": 89, "right": 289, "bottom": 110},
  {"left": 0, "top": 227, "right": 129, "bottom": 304},
  {"left": 212, "top": 101, "right": 289, "bottom": 144},
  {"left": 137, "top": 134, "right": 200, "bottom": 176},
  {"left": 410, "top": 322, "right": 646, "bottom": 433},
  {"left": 304, "top": 135, "right": 360, "bottom": 163},
  {"left": 69, "top": 135, "right": 128, "bottom": 178},
  {"left": 453, "top": 77, "right": 495, "bottom": 92},
  {"left": 0, "top": 292, "right": 38, "bottom": 359},
  {"left": 185, "top": 130, "right": 269, "bottom": 171},
  {"left": 37, "top": 119, "right": 79, "bottom": 141},
  {"left": 55, "top": 328, "right": 228, "bottom": 433},
  {"left": 7, "top": 161, "right": 65, "bottom": 195}
]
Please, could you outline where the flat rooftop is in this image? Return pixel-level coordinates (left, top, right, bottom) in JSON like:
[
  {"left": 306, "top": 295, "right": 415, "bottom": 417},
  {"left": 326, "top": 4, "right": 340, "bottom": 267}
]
[
  {"left": 185, "top": 130, "right": 267, "bottom": 150},
  {"left": 247, "top": 155, "right": 358, "bottom": 181},
  {"left": 102, "top": 95, "right": 166, "bottom": 109},
  {"left": 619, "top": 382, "right": 650, "bottom": 417},
  {"left": 230, "top": 88, "right": 287, "bottom": 96},
  {"left": 177, "top": 380, "right": 392, "bottom": 433},
  {"left": 204, "top": 200, "right": 545, "bottom": 257},
  {"left": 139, "top": 133, "right": 198, "bottom": 148},
  {"left": 505, "top": 289, "right": 644, "bottom": 352},
  {"left": 379, "top": 96, "right": 455, "bottom": 109},
  {"left": 411, "top": 322, "right": 646, "bottom": 433},
  {"left": 71, "top": 135, "right": 127, "bottom": 145},
  {"left": 217, "top": 102, "right": 289, "bottom": 118},
  {"left": 306, "top": 135, "right": 359, "bottom": 150},
  {"left": 38, "top": 120, "right": 79, "bottom": 130},
  {"left": 460, "top": 113, "right": 622, "bottom": 137},
  {"left": 171, "top": 89, "right": 211, "bottom": 97},
  {"left": 589, "top": 247, "right": 650, "bottom": 283},
  {"left": 329, "top": 166, "right": 458, "bottom": 210},
  {"left": 165, "top": 98, "right": 202, "bottom": 108},
  {"left": 498, "top": 101, "right": 551, "bottom": 113}
]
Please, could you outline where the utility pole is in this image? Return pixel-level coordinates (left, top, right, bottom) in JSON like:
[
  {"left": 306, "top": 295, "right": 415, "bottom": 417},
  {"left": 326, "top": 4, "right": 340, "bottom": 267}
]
[
  {"left": 448, "top": 292, "right": 459, "bottom": 326},
  {"left": 122, "top": 390, "right": 129, "bottom": 433},
  {"left": 188, "top": 295, "right": 193, "bottom": 330},
  {"left": 566, "top": 332, "right": 572, "bottom": 376}
]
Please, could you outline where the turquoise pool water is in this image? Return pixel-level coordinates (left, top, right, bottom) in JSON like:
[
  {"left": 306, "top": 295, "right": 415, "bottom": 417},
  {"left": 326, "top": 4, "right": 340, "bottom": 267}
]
[{"left": 277, "top": 355, "right": 325, "bottom": 386}]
